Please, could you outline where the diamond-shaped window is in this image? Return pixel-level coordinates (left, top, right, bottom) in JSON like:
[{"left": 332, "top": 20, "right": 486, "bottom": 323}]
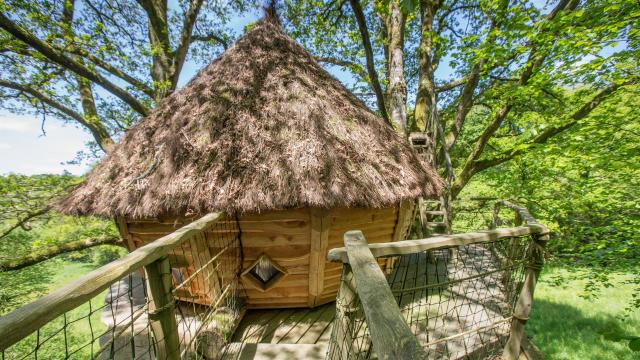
[{"left": 241, "top": 254, "right": 287, "bottom": 292}]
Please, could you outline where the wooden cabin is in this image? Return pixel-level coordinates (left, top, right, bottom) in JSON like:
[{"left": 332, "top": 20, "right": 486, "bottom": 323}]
[
  {"left": 115, "top": 204, "right": 414, "bottom": 308},
  {"left": 57, "top": 15, "right": 441, "bottom": 309}
]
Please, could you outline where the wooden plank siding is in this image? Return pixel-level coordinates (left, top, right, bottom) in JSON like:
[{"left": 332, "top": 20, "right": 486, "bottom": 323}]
[{"left": 119, "top": 203, "right": 413, "bottom": 309}]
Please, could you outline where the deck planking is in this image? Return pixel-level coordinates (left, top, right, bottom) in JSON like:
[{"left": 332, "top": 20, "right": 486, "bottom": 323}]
[{"left": 231, "top": 302, "right": 335, "bottom": 345}]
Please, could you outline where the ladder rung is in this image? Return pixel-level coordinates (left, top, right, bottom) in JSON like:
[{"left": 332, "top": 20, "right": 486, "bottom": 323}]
[
  {"left": 426, "top": 222, "right": 447, "bottom": 227},
  {"left": 425, "top": 210, "right": 445, "bottom": 216}
]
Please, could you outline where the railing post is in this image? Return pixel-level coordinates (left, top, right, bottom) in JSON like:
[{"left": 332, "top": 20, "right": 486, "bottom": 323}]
[
  {"left": 145, "top": 256, "right": 180, "bottom": 359},
  {"left": 343, "top": 231, "right": 427, "bottom": 360},
  {"left": 502, "top": 232, "right": 548, "bottom": 360},
  {"left": 328, "top": 265, "right": 357, "bottom": 360}
]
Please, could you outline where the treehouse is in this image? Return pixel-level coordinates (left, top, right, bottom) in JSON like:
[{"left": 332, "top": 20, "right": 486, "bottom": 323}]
[
  {"left": 56, "top": 14, "right": 441, "bottom": 309},
  {"left": 0, "top": 10, "right": 549, "bottom": 360}
]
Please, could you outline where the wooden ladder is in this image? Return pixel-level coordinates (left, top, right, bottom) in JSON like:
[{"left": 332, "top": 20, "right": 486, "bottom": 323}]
[{"left": 416, "top": 197, "right": 449, "bottom": 237}]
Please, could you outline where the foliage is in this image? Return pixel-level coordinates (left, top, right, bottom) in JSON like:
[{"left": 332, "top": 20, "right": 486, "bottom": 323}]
[
  {"left": 457, "top": 85, "right": 640, "bottom": 313},
  {"left": 0, "top": 174, "right": 122, "bottom": 275},
  {"left": 0, "top": 0, "right": 256, "bottom": 153}
]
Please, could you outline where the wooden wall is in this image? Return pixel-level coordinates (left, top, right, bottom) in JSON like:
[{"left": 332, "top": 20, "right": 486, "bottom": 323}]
[
  {"left": 116, "top": 202, "right": 415, "bottom": 309},
  {"left": 238, "top": 209, "right": 312, "bottom": 308}
]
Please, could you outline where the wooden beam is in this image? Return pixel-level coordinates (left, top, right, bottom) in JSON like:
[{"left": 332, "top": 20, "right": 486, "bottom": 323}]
[
  {"left": 343, "top": 231, "right": 426, "bottom": 359},
  {"left": 115, "top": 216, "right": 136, "bottom": 251},
  {"left": 328, "top": 225, "right": 546, "bottom": 263},
  {"left": 144, "top": 256, "right": 180, "bottom": 359},
  {"left": 0, "top": 212, "right": 224, "bottom": 351},
  {"left": 309, "top": 208, "right": 330, "bottom": 307},
  {"left": 392, "top": 200, "right": 414, "bottom": 243},
  {"left": 502, "top": 232, "right": 547, "bottom": 360}
]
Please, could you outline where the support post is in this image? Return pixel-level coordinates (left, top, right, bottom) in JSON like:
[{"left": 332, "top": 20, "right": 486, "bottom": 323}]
[
  {"left": 343, "top": 231, "right": 427, "bottom": 359},
  {"left": 328, "top": 265, "right": 357, "bottom": 360},
  {"left": 145, "top": 256, "right": 180, "bottom": 359},
  {"left": 502, "top": 232, "right": 548, "bottom": 360}
]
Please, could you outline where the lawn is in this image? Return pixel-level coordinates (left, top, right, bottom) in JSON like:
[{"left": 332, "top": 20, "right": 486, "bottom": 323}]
[
  {"left": 1, "top": 259, "right": 109, "bottom": 359},
  {"left": 528, "top": 265, "right": 640, "bottom": 360}
]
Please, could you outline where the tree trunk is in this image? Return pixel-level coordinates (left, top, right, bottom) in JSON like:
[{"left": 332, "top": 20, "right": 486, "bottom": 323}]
[
  {"left": 386, "top": 1, "right": 407, "bottom": 133},
  {"left": 349, "top": 0, "right": 390, "bottom": 124},
  {"left": 414, "top": 0, "right": 440, "bottom": 163},
  {"left": 140, "top": 0, "right": 175, "bottom": 100}
]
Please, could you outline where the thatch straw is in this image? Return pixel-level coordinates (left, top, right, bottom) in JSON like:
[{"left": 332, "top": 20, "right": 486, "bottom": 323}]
[{"left": 57, "top": 17, "right": 442, "bottom": 219}]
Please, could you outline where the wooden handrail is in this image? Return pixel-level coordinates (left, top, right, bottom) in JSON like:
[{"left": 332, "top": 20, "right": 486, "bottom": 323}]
[
  {"left": 493, "top": 200, "right": 543, "bottom": 227},
  {"left": 343, "top": 231, "right": 427, "bottom": 359},
  {"left": 0, "top": 212, "right": 224, "bottom": 351},
  {"left": 328, "top": 224, "right": 547, "bottom": 263}
]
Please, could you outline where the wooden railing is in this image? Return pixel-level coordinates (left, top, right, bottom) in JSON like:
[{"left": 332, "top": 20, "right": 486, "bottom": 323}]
[
  {"left": 0, "top": 212, "right": 244, "bottom": 359},
  {"left": 326, "top": 201, "right": 548, "bottom": 360}
]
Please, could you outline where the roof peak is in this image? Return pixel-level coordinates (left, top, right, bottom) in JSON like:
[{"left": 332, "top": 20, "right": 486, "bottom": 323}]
[{"left": 262, "top": 0, "right": 281, "bottom": 27}]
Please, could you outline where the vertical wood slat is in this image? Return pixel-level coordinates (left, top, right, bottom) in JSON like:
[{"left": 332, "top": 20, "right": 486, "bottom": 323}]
[
  {"left": 309, "top": 208, "right": 330, "bottom": 307},
  {"left": 115, "top": 216, "right": 136, "bottom": 251},
  {"left": 343, "top": 230, "right": 426, "bottom": 360},
  {"left": 502, "top": 232, "right": 548, "bottom": 360},
  {"left": 144, "top": 256, "right": 180, "bottom": 360},
  {"left": 392, "top": 200, "right": 414, "bottom": 243}
]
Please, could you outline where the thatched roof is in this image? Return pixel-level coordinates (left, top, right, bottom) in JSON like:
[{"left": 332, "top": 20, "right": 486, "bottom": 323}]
[{"left": 57, "top": 16, "right": 442, "bottom": 219}]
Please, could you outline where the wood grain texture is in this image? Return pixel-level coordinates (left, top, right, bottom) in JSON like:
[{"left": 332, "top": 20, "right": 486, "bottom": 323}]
[
  {"left": 343, "top": 231, "right": 427, "bottom": 359},
  {"left": 144, "top": 257, "right": 181, "bottom": 359},
  {"left": 309, "top": 208, "right": 330, "bottom": 306},
  {"left": 0, "top": 212, "right": 224, "bottom": 351},
  {"left": 328, "top": 225, "right": 545, "bottom": 263}
]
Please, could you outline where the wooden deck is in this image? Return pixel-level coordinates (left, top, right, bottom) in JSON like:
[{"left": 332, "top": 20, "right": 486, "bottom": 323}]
[
  {"left": 231, "top": 302, "right": 335, "bottom": 344},
  {"left": 221, "top": 303, "right": 335, "bottom": 359},
  {"left": 223, "top": 243, "right": 519, "bottom": 359}
]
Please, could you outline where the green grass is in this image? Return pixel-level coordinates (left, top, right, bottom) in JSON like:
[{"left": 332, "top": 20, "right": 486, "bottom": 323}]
[
  {"left": 1, "top": 259, "right": 109, "bottom": 359},
  {"left": 528, "top": 266, "right": 640, "bottom": 360}
]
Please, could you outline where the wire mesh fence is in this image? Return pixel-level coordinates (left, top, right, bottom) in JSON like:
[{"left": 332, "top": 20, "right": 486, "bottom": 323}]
[
  {"left": 1, "top": 216, "right": 244, "bottom": 360},
  {"left": 327, "top": 234, "right": 535, "bottom": 360}
]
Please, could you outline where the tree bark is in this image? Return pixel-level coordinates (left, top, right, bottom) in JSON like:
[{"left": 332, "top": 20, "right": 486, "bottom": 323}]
[
  {"left": 414, "top": 0, "right": 440, "bottom": 162},
  {"left": 62, "top": 0, "right": 115, "bottom": 152},
  {"left": 348, "top": 0, "right": 390, "bottom": 124},
  {"left": 138, "top": 0, "right": 204, "bottom": 99},
  {"left": 386, "top": 1, "right": 407, "bottom": 132},
  {"left": 0, "top": 236, "right": 124, "bottom": 271}
]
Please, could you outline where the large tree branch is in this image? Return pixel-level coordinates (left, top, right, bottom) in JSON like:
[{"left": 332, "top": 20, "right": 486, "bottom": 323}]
[
  {"left": 63, "top": 46, "right": 155, "bottom": 97},
  {"left": 436, "top": 76, "right": 468, "bottom": 92},
  {"left": 137, "top": 0, "right": 174, "bottom": 98},
  {"left": 172, "top": 0, "right": 205, "bottom": 86},
  {"left": 0, "top": 79, "right": 115, "bottom": 151},
  {"left": 0, "top": 13, "right": 150, "bottom": 116},
  {"left": 0, "top": 236, "right": 124, "bottom": 271},
  {"left": 0, "top": 80, "right": 82, "bottom": 122},
  {"left": 452, "top": 0, "right": 580, "bottom": 198},
  {"left": 60, "top": 0, "right": 115, "bottom": 153},
  {"left": 0, "top": 206, "right": 51, "bottom": 240},
  {"left": 348, "top": 0, "right": 390, "bottom": 124},
  {"left": 473, "top": 79, "right": 638, "bottom": 171},
  {"left": 444, "top": 16, "right": 500, "bottom": 152}
]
